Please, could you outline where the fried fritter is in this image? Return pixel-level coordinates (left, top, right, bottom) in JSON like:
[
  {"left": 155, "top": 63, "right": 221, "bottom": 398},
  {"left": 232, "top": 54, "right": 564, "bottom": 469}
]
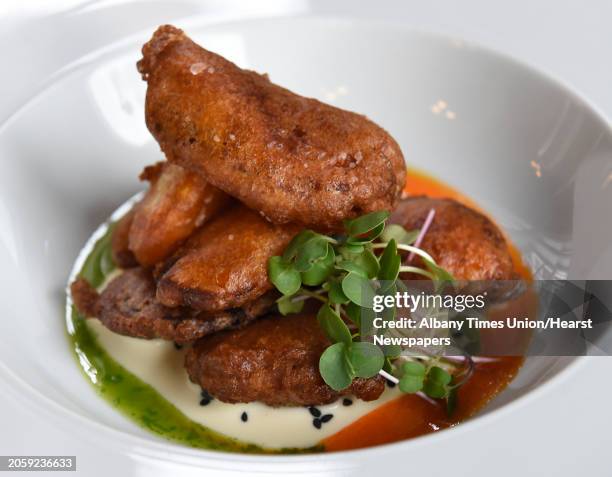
[
  {"left": 137, "top": 25, "right": 406, "bottom": 230},
  {"left": 390, "top": 197, "right": 516, "bottom": 280},
  {"left": 185, "top": 313, "right": 385, "bottom": 406},
  {"left": 156, "top": 204, "right": 300, "bottom": 312},
  {"left": 70, "top": 269, "right": 276, "bottom": 344},
  {"left": 70, "top": 276, "right": 99, "bottom": 317},
  {"left": 111, "top": 210, "right": 138, "bottom": 268},
  {"left": 129, "top": 161, "right": 230, "bottom": 266}
]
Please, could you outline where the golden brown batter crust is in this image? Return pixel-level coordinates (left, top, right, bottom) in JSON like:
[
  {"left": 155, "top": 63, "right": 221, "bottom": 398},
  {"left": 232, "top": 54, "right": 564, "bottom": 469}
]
[
  {"left": 138, "top": 25, "right": 406, "bottom": 230},
  {"left": 156, "top": 204, "right": 301, "bottom": 312},
  {"left": 390, "top": 197, "right": 516, "bottom": 281},
  {"left": 128, "top": 161, "right": 230, "bottom": 266},
  {"left": 185, "top": 313, "right": 385, "bottom": 406},
  {"left": 70, "top": 269, "right": 276, "bottom": 344},
  {"left": 110, "top": 210, "right": 138, "bottom": 268}
]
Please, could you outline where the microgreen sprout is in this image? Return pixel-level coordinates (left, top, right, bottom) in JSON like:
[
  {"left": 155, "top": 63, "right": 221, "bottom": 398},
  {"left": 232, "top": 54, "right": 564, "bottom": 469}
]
[{"left": 267, "top": 210, "right": 466, "bottom": 409}]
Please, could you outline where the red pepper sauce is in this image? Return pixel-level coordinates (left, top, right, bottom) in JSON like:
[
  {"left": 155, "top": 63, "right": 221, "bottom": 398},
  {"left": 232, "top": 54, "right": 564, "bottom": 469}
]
[{"left": 322, "top": 168, "right": 529, "bottom": 452}]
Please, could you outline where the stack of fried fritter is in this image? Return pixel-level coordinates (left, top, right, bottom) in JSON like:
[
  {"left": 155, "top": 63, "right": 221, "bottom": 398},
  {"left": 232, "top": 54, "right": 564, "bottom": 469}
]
[{"left": 72, "top": 25, "right": 516, "bottom": 407}]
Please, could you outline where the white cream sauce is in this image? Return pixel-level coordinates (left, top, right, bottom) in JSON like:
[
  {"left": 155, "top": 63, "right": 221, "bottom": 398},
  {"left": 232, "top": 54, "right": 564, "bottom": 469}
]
[
  {"left": 88, "top": 271, "right": 401, "bottom": 449},
  {"left": 87, "top": 320, "right": 401, "bottom": 448}
]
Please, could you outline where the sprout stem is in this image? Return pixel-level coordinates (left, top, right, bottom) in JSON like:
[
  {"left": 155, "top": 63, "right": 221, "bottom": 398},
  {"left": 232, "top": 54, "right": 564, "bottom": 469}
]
[
  {"left": 291, "top": 289, "right": 326, "bottom": 303},
  {"left": 378, "top": 369, "right": 399, "bottom": 384},
  {"left": 408, "top": 208, "right": 435, "bottom": 262},
  {"left": 371, "top": 242, "right": 436, "bottom": 264},
  {"left": 398, "top": 266, "right": 435, "bottom": 280}
]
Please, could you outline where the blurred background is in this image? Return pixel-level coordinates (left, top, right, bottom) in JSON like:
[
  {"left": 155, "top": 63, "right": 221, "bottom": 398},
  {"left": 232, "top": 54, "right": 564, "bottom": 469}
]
[{"left": 2, "top": 0, "right": 612, "bottom": 124}]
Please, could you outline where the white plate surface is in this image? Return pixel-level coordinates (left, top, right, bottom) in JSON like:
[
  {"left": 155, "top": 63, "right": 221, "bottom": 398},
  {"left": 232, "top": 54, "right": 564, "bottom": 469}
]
[{"left": 0, "top": 12, "right": 611, "bottom": 476}]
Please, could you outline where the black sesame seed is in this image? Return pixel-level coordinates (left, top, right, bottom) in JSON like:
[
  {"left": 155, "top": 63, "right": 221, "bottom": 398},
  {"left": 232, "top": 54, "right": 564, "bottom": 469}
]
[
  {"left": 199, "top": 389, "right": 213, "bottom": 405},
  {"left": 320, "top": 414, "right": 333, "bottom": 423},
  {"left": 308, "top": 406, "right": 322, "bottom": 417},
  {"left": 386, "top": 379, "right": 396, "bottom": 388},
  {"left": 174, "top": 342, "right": 183, "bottom": 350},
  {"left": 241, "top": 412, "right": 248, "bottom": 422},
  {"left": 342, "top": 398, "right": 353, "bottom": 406},
  {"left": 312, "top": 418, "right": 322, "bottom": 429}
]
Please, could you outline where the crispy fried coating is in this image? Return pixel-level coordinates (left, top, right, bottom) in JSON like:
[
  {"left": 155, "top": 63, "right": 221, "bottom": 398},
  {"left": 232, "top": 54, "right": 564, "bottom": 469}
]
[
  {"left": 390, "top": 197, "right": 516, "bottom": 280},
  {"left": 111, "top": 210, "right": 138, "bottom": 268},
  {"left": 185, "top": 313, "right": 385, "bottom": 406},
  {"left": 137, "top": 25, "right": 406, "bottom": 230},
  {"left": 70, "top": 269, "right": 276, "bottom": 344},
  {"left": 128, "top": 161, "right": 230, "bottom": 266},
  {"left": 157, "top": 204, "right": 300, "bottom": 312},
  {"left": 70, "top": 277, "right": 100, "bottom": 317}
]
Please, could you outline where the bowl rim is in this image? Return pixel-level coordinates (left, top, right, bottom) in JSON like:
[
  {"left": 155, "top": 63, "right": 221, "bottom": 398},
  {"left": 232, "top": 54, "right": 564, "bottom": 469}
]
[{"left": 0, "top": 12, "right": 607, "bottom": 468}]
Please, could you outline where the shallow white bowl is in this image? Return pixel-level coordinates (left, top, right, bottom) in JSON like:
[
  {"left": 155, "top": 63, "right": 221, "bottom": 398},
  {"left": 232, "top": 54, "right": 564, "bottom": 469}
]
[{"left": 0, "top": 15, "right": 610, "bottom": 475}]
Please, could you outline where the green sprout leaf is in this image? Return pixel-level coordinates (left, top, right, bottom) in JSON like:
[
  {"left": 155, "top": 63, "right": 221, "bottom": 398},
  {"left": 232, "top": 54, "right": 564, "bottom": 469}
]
[
  {"left": 423, "top": 366, "right": 452, "bottom": 399},
  {"left": 336, "top": 261, "right": 369, "bottom": 278},
  {"left": 382, "top": 344, "right": 402, "bottom": 358},
  {"left": 348, "top": 342, "right": 384, "bottom": 378},
  {"left": 282, "top": 230, "right": 318, "bottom": 261},
  {"left": 378, "top": 239, "right": 401, "bottom": 290},
  {"left": 342, "top": 272, "right": 376, "bottom": 308},
  {"left": 399, "top": 361, "right": 427, "bottom": 393},
  {"left": 267, "top": 209, "right": 467, "bottom": 400},
  {"left": 383, "top": 357, "right": 394, "bottom": 373},
  {"left": 301, "top": 243, "right": 335, "bottom": 286},
  {"left": 294, "top": 235, "right": 329, "bottom": 272},
  {"left": 376, "top": 282, "right": 398, "bottom": 322},
  {"left": 319, "top": 342, "right": 353, "bottom": 391},
  {"left": 339, "top": 243, "right": 365, "bottom": 257},
  {"left": 344, "top": 210, "right": 390, "bottom": 237},
  {"left": 428, "top": 366, "right": 452, "bottom": 384},
  {"left": 344, "top": 301, "right": 361, "bottom": 325},
  {"left": 346, "top": 222, "right": 385, "bottom": 244},
  {"left": 446, "top": 385, "right": 458, "bottom": 416},
  {"left": 345, "top": 302, "right": 375, "bottom": 336},
  {"left": 403, "top": 361, "right": 426, "bottom": 377},
  {"left": 276, "top": 295, "right": 305, "bottom": 315},
  {"left": 381, "top": 224, "right": 419, "bottom": 245},
  {"left": 328, "top": 280, "right": 350, "bottom": 305},
  {"left": 268, "top": 256, "right": 301, "bottom": 296},
  {"left": 399, "top": 375, "right": 424, "bottom": 393},
  {"left": 354, "top": 249, "right": 380, "bottom": 278},
  {"left": 317, "top": 304, "right": 352, "bottom": 345}
]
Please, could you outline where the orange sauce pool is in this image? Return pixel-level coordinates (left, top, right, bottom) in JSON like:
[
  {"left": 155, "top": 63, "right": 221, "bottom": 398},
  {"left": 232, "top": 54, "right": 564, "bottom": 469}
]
[{"left": 322, "top": 168, "right": 530, "bottom": 452}]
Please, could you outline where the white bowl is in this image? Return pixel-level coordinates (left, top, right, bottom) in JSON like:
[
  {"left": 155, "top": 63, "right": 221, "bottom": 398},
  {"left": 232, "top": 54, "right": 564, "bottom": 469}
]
[{"left": 0, "top": 15, "right": 610, "bottom": 475}]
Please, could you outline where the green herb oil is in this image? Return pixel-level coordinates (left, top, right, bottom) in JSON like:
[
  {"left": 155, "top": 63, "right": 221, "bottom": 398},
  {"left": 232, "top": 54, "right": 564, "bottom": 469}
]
[{"left": 67, "top": 222, "right": 322, "bottom": 454}]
